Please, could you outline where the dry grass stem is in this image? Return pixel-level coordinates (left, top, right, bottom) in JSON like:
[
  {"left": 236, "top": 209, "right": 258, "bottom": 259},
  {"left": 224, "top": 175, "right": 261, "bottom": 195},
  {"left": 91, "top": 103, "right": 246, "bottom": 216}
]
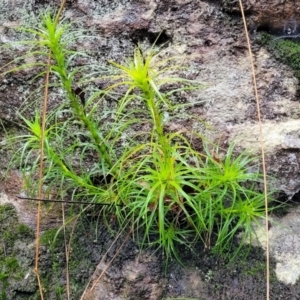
[
  {"left": 238, "top": 1, "right": 270, "bottom": 299},
  {"left": 34, "top": 1, "right": 67, "bottom": 298}
]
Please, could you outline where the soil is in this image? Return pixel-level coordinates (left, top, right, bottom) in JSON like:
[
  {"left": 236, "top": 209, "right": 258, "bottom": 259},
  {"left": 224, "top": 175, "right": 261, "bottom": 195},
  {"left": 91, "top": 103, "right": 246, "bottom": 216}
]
[
  {"left": 1, "top": 189, "right": 300, "bottom": 299},
  {"left": 2, "top": 0, "right": 300, "bottom": 299}
]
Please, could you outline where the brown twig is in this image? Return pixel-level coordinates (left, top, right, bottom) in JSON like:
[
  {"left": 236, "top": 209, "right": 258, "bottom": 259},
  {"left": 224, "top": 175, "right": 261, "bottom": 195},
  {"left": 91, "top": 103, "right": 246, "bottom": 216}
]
[
  {"left": 238, "top": 1, "right": 270, "bottom": 299},
  {"left": 34, "top": 52, "right": 50, "bottom": 300},
  {"left": 34, "top": 1, "right": 67, "bottom": 298},
  {"left": 62, "top": 205, "right": 79, "bottom": 300}
]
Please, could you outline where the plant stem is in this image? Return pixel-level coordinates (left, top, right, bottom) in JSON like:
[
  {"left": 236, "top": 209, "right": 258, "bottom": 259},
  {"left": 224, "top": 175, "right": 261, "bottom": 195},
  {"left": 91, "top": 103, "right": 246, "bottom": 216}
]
[
  {"left": 143, "top": 85, "right": 168, "bottom": 159},
  {"left": 44, "top": 17, "right": 112, "bottom": 169}
]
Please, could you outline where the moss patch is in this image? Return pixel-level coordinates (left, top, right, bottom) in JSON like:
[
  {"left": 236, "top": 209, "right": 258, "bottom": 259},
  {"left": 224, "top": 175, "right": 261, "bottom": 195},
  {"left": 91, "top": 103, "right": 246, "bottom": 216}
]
[
  {"left": 40, "top": 227, "right": 64, "bottom": 247},
  {"left": 259, "top": 33, "right": 300, "bottom": 79},
  {"left": 0, "top": 204, "right": 36, "bottom": 298}
]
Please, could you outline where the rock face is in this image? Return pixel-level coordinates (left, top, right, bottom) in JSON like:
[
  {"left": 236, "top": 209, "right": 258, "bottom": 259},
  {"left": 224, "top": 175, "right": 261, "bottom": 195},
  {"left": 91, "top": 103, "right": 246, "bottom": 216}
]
[
  {"left": 252, "top": 207, "right": 300, "bottom": 285},
  {"left": 218, "top": 0, "right": 300, "bottom": 197},
  {"left": 221, "top": 0, "right": 300, "bottom": 35},
  {"left": 2, "top": 0, "right": 300, "bottom": 298},
  {"left": 1, "top": 0, "right": 300, "bottom": 197}
]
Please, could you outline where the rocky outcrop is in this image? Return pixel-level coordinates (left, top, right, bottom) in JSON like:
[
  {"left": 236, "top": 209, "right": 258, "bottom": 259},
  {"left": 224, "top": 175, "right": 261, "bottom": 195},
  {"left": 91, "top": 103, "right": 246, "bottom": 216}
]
[
  {"left": 2, "top": 0, "right": 300, "bottom": 298},
  {"left": 221, "top": 0, "right": 300, "bottom": 35}
]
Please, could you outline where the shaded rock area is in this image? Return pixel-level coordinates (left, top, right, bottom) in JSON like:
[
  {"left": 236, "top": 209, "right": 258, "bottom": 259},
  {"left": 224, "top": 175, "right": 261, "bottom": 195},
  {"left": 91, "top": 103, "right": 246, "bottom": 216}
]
[
  {"left": 221, "top": 0, "right": 300, "bottom": 35},
  {"left": 252, "top": 205, "right": 300, "bottom": 286},
  {"left": 2, "top": 0, "right": 300, "bottom": 299},
  {"left": 2, "top": 189, "right": 300, "bottom": 300}
]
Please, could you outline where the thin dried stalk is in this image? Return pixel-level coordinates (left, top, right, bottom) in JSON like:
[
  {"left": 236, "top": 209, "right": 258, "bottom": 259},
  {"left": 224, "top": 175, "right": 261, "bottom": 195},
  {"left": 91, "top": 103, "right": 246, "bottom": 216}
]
[
  {"left": 238, "top": 1, "right": 270, "bottom": 299},
  {"left": 34, "top": 1, "right": 67, "bottom": 298}
]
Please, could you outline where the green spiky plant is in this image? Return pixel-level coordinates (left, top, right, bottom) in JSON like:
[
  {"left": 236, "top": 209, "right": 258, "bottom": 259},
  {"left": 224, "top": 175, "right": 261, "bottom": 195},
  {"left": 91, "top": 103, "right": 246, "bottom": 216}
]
[
  {"left": 2, "top": 11, "right": 272, "bottom": 264},
  {"left": 105, "top": 49, "right": 271, "bottom": 261}
]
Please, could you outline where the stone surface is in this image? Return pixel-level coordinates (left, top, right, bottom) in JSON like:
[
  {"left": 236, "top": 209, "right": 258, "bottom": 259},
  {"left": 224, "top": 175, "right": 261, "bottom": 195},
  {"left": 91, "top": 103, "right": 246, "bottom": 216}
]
[
  {"left": 221, "top": 0, "right": 300, "bottom": 34},
  {"left": 2, "top": 0, "right": 300, "bottom": 298},
  {"left": 82, "top": 253, "right": 165, "bottom": 300},
  {"left": 1, "top": 0, "right": 300, "bottom": 199},
  {"left": 251, "top": 207, "right": 300, "bottom": 285}
]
